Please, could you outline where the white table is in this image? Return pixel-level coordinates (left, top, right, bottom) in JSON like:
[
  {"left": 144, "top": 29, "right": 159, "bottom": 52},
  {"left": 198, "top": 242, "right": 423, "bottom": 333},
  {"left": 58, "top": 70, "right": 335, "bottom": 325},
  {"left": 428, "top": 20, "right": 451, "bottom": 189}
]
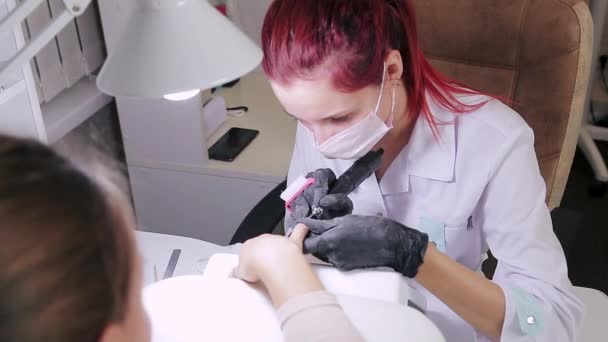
[
  {"left": 136, "top": 231, "right": 413, "bottom": 306},
  {"left": 136, "top": 230, "right": 240, "bottom": 286},
  {"left": 137, "top": 231, "right": 446, "bottom": 342}
]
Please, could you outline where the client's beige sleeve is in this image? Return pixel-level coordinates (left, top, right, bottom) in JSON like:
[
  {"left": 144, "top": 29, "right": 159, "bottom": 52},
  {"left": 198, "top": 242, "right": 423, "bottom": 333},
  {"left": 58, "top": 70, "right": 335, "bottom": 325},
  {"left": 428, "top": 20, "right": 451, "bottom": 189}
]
[{"left": 278, "top": 291, "right": 364, "bottom": 342}]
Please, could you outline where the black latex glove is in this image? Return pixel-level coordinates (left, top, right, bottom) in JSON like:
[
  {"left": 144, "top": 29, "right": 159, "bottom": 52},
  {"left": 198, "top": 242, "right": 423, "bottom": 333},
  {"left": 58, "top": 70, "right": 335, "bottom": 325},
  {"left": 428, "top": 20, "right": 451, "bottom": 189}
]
[
  {"left": 298, "top": 215, "right": 429, "bottom": 278},
  {"left": 285, "top": 168, "right": 353, "bottom": 234}
]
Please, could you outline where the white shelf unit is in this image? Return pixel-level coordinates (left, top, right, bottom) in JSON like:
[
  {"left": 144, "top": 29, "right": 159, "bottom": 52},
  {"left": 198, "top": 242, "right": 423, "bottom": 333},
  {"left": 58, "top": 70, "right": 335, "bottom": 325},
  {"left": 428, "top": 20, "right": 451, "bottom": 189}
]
[{"left": 0, "top": 0, "right": 110, "bottom": 143}]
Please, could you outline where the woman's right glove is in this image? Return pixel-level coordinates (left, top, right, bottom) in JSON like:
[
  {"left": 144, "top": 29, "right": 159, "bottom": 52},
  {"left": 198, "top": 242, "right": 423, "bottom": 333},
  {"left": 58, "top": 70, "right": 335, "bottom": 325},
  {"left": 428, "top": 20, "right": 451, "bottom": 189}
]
[{"left": 298, "top": 215, "right": 430, "bottom": 278}]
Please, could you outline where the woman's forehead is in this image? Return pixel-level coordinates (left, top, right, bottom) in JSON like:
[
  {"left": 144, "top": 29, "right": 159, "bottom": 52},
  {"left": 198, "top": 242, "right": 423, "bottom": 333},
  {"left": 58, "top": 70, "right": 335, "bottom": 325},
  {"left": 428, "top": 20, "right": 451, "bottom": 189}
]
[{"left": 270, "top": 77, "right": 375, "bottom": 120}]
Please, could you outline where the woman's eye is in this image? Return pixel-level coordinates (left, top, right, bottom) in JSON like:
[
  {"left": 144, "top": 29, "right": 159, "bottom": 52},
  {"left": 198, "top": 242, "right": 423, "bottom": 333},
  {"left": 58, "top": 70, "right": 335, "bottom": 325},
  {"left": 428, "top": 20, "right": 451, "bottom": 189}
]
[{"left": 330, "top": 115, "right": 350, "bottom": 123}]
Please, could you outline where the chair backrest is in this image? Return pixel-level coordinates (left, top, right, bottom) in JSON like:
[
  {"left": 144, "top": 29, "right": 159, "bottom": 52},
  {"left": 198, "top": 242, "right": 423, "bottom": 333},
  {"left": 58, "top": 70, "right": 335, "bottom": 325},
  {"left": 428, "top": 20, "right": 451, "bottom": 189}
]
[{"left": 412, "top": 0, "right": 593, "bottom": 208}]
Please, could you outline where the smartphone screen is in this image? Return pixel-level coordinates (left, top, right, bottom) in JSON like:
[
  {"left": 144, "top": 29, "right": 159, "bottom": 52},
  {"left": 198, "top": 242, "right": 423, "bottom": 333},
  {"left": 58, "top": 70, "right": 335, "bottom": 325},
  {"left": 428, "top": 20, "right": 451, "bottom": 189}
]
[{"left": 208, "top": 127, "right": 259, "bottom": 162}]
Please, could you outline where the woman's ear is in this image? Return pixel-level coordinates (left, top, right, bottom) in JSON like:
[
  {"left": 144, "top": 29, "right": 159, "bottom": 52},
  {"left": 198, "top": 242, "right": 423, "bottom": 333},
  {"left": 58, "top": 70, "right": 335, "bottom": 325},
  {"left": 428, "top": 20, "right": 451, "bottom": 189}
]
[{"left": 385, "top": 50, "right": 404, "bottom": 81}]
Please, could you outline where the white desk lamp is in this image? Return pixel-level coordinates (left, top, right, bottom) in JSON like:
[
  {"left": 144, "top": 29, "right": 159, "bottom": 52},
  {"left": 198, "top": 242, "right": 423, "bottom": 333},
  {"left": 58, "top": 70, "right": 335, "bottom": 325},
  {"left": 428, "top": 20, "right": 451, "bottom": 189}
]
[
  {"left": 0, "top": 0, "right": 263, "bottom": 101},
  {"left": 96, "top": 0, "right": 262, "bottom": 100}
]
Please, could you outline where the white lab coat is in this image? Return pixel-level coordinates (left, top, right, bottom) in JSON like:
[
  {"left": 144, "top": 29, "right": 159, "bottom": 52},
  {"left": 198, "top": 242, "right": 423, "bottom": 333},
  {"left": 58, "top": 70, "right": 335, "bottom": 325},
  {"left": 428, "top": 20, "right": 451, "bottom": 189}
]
[{"left": 286, "top": 94, "right": 584, "bottom": 341}]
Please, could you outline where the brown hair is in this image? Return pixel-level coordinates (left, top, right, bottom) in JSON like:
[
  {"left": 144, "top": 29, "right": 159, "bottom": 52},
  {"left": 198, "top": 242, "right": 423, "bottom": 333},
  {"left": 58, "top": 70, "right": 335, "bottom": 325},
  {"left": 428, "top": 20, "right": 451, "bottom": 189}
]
[{"left": 0, "top": 134, "right": 133, "bottom": 342}]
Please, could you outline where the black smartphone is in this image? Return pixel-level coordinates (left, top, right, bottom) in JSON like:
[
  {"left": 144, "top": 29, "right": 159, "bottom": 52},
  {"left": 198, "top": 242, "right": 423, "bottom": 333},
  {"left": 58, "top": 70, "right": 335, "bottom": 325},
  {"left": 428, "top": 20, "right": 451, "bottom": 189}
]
[{"left": 208, "top": 127, "right": 259, "bottom": 162}]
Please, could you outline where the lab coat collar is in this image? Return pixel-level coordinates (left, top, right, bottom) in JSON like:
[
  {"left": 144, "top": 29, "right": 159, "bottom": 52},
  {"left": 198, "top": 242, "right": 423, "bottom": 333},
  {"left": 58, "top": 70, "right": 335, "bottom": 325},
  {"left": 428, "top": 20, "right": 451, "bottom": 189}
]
[{"left": 381, "top": 94, "right": 457, "bottom": 195}]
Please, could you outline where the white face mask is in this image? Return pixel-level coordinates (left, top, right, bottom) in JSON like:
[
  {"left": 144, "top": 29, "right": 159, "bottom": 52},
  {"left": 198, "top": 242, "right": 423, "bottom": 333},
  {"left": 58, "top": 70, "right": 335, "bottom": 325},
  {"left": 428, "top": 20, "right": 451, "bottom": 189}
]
[{"left": 314, "top": 65, "right": 396, "bottom": 160}]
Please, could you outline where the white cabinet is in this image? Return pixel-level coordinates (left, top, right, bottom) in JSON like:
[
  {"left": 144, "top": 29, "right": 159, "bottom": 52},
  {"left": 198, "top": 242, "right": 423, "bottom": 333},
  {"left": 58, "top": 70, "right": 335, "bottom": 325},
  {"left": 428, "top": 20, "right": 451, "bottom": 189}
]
[
  {"left": 117, "top": 95, "right": 208, "bottom": 168},
  {"left": 130, "top": 166, "right": 277, "bottom": 245},
  {"left": 115, "top": 71, "right": 296, "bottom": 245}
]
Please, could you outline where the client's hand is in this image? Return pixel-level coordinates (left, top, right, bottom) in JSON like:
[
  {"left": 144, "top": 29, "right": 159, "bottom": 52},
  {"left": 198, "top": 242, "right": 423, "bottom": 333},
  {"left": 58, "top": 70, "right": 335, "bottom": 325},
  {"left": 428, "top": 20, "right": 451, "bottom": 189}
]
[{"left": 233, "top": 224, "right": 323, "bottom": 307}]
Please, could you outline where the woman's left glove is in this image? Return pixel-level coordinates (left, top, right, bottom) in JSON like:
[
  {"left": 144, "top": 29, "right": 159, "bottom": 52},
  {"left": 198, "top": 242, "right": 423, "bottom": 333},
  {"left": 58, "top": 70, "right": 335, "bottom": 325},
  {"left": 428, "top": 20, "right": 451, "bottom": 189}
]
[
  {"left": 285, "top": 168, "right": 353, "bottom": 234},
  {"left": 298, "top": 215, "right": 430, "bottom": 278}
]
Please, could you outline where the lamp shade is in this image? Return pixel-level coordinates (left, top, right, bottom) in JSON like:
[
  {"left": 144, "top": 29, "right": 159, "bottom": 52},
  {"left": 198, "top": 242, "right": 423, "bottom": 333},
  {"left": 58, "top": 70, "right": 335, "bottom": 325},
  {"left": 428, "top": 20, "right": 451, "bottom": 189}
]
[{"left": 96, "top": 0, "right": 263, "bottom": 98}]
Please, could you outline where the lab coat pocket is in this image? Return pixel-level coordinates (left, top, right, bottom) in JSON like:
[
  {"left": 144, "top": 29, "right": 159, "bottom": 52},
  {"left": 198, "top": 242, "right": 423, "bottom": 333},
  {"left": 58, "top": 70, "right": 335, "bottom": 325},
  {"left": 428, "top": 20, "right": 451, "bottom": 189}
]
[
  {"left": 444, "top": 218, "right": 482, "bottom": 270},
  {"left": 419, "top": 216, "right": 447, "bottom": 253}
]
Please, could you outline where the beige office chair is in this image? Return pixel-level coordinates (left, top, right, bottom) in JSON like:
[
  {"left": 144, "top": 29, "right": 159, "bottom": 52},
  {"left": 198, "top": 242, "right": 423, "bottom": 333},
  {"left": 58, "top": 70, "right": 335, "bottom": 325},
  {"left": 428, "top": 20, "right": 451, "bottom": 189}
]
[
  {"left": 411, "top": 1, "right": 606, "bottom": 340},
  {"left": 413, "top": 0, "right": 589, "bottom": 210}
]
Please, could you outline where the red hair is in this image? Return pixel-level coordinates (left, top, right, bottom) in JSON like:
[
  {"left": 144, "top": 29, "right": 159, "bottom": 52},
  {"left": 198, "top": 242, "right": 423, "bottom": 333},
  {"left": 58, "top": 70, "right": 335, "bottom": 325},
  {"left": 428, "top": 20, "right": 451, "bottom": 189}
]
[{"left": 261, "top": 0, "right": 489, "bottom": 136}]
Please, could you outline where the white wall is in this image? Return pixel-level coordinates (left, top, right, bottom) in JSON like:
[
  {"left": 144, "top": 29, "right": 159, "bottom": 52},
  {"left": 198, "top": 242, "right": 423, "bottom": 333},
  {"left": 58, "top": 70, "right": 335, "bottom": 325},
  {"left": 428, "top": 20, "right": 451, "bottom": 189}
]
[{"left": 227, "top": 0, "right": 273, "bottom": 47}]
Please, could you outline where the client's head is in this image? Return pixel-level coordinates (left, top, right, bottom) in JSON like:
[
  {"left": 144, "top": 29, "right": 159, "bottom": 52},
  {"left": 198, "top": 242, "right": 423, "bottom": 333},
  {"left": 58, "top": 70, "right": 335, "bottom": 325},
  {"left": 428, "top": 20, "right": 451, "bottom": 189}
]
[{"left": 0, "top": 134, "right": 150, "bottom": 342}]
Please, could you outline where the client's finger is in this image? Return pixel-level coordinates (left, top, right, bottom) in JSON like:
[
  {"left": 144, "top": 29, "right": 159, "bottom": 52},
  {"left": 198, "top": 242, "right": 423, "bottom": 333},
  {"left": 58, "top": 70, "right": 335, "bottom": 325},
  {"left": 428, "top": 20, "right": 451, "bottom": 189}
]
[
  {"left": 229, "top": 266, "right": 240, "bottom": 279},
  {"left": 231, "top": 264, "right": 258, "bottom": 283},
  {"left": 296, "top": 217, "right": 335, "bottom": 234},
  {"left": 289, "top": 224, "right": 309, "bottom": 245}
]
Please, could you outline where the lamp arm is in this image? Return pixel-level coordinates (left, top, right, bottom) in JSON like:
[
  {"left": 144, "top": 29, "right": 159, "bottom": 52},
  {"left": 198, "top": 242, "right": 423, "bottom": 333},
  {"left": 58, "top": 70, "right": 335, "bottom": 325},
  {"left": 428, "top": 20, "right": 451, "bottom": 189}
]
[{"left": 0, "top": 0, "right": 92, "bottom": 84}]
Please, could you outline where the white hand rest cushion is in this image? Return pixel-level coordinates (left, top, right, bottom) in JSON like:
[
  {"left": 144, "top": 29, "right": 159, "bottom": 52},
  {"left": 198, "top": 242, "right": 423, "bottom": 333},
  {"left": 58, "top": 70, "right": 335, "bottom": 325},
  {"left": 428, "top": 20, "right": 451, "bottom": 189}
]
[
  {"left": 203, "top": 253, "right": 411, "bottom": 305},
  {"left": 143, "top": 275, "right": 445, "bottom": 342}
]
